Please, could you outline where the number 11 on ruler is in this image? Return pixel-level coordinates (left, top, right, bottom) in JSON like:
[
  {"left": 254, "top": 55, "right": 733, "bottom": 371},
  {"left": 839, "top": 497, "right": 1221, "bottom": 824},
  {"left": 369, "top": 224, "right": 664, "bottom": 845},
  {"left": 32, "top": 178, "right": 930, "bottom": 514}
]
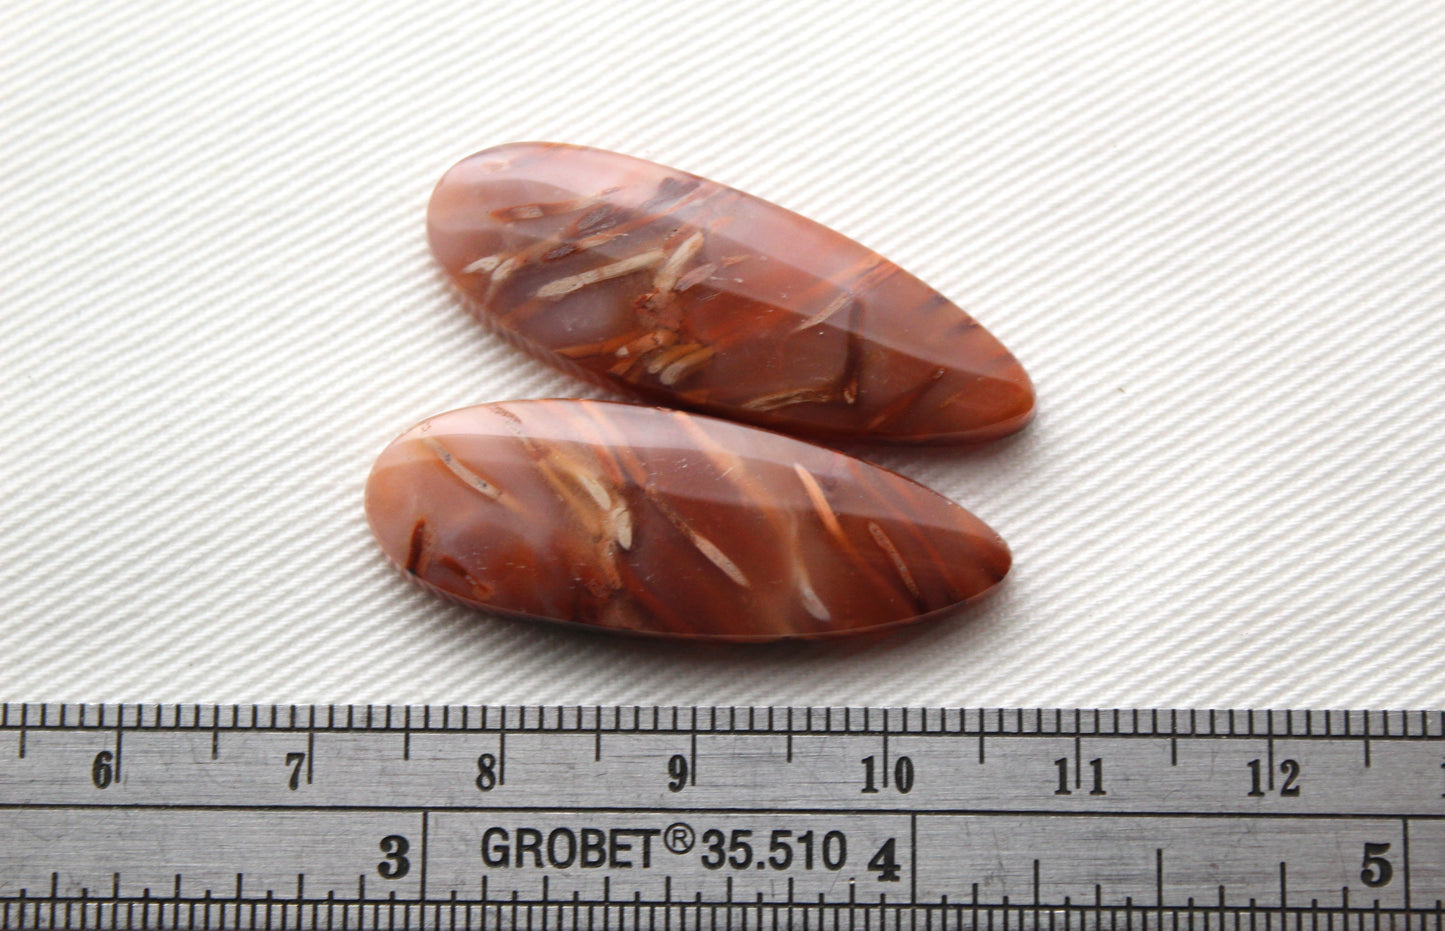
[{"left": 1055, "top": 757, "right": 1105, "bottom": 795}]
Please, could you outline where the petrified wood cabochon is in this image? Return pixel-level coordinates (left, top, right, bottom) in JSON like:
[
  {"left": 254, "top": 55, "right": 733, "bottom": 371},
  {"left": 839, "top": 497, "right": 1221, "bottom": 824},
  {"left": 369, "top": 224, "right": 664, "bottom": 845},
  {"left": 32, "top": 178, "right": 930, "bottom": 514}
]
[
  {"left": 365, "top": 401, "right": 1011, "bottom": 641},
  {"left": 427, "top": 143, "right": 1034, "bottom": 445}
]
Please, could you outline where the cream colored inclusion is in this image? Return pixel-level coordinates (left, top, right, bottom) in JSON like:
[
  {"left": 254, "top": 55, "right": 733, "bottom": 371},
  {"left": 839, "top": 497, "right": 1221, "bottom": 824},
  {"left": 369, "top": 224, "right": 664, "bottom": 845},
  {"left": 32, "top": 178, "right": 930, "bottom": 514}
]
[
  {"left": 421, "top": 437, "right": 501, "bottom": 500},
  {"left": 867, "top": 520, "right": 921, "bottom": 599},
  {"left": 534, "top": 250, "right": 665, "bottom": 299}
]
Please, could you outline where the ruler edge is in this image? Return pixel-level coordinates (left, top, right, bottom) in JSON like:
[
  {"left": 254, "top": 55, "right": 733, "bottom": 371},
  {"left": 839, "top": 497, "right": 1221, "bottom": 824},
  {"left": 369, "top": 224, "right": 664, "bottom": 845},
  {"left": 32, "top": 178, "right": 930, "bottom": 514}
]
[
  {"left": 2, "top": 703, "right": 1442, "bottom": 739},
  {"left": 2, "top": 703, "right": 1442, "bottom": 927}
]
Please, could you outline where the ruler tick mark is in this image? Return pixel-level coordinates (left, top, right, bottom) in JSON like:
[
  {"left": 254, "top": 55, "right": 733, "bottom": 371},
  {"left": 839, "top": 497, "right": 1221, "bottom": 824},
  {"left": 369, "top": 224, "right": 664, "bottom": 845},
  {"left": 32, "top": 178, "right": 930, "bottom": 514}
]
[
  {"left": 3, "top": 704, "right": 1444, "bottom": 929},
  {"left": 1402, "top": 819, "right": 1411, "bottom": 910},
  {"left": 114, "top": 722, "right": 124, "bottom": 784},
  {"left": 1157, "top": 849, "right": 1165, "bottom": 927}
]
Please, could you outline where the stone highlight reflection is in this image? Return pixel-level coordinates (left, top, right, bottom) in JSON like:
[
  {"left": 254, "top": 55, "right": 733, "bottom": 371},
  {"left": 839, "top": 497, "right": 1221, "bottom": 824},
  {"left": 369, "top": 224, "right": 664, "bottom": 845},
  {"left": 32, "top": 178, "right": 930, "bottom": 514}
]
[
  {"left": 428, "top": 143, "right": 1034, "bottom": 445},
  {"left": 365, "top": 400, "right": 1010, "bottom": 640}
]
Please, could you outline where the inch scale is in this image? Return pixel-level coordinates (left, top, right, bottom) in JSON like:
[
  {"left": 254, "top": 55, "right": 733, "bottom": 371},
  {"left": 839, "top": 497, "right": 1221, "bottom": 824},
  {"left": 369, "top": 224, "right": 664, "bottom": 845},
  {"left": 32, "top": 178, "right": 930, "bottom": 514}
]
[{"left": 0, "top": 704, "right": 1442, "bottom": 930}]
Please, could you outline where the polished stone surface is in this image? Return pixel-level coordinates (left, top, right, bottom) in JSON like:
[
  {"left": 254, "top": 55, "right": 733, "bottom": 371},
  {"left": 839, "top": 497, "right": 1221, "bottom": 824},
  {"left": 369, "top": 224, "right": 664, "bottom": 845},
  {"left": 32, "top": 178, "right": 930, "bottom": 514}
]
[
  {"left": 427, "top": 142, "right": 1034, "bottom": 445},
  {"left": 365, "top": 400, "right": 1010, "bottom": 640}
]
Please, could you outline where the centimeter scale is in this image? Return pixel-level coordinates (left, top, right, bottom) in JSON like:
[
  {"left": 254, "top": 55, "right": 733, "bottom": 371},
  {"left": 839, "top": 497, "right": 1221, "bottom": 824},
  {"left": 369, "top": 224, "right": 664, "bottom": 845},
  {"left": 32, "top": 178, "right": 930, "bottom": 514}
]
[{"left": 0, "top": 703, "right": 1442, "bottom": 930}]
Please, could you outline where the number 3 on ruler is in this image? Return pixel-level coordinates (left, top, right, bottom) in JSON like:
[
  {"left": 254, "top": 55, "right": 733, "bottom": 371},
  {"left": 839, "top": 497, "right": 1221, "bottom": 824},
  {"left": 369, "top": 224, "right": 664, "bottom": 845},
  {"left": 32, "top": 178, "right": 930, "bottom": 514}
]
[{"left": 377, "top": 835, "right": 411, "bottom": 879}]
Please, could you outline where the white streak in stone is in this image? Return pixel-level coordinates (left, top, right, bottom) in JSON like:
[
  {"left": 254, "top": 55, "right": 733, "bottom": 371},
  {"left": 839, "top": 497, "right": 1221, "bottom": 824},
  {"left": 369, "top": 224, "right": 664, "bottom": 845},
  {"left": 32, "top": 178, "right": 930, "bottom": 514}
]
[
  {"left": 659, "top": 346, "right": 715, "bottom": 386},
  {"left": 742, "top": 387, "right": 836, "bottom": 412},
  {"left": 653, "top": 232, "right": 706, "bottom": 295},
  {"left": 616, "top": 330, "right": 674, "bottom": 359},
  {"left": 689, "top": 532, "right": 750, "bottom": 588},
  {"left": 422, "top": 437, "right": 501, "bottom": 500},
  {"left": 868, "top": 521, "right": 921, "bottom": 600},
  {"left": 462, "top": 254, "right": 503, "bottom": 274},
  {"left": 645, "top": 344, "right": 696, "bottom": 375},
  {"left": 572, "top": 469, "right": 613, "bottom": 511},
  {"left": 796, "top": 569, "right": 831, "bottom": 622},
  {"left": 535, "top": 250, "right": 664, "bottom": 299},
  {"left": 610, "top": 503, "right": 633, "bottom": 551},
  {"left": 793, "top": 463, "right": 844, "bottom": 540},
  {"left": 791, "top": 292, "right": 854, "bottom": 333},
  {"left": 484, "top": 257, "right": 519, "bottom": 303},
  {"left": 676, "top": 262, "right": 716, "bottom": 292}
]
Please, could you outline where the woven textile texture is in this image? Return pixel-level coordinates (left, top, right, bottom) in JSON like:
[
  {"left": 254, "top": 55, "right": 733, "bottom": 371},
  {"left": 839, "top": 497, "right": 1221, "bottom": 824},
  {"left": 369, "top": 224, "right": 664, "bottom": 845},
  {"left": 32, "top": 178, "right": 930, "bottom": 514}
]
[{"left": 1, "top": 0, "right": 1442, "bottom": 708}]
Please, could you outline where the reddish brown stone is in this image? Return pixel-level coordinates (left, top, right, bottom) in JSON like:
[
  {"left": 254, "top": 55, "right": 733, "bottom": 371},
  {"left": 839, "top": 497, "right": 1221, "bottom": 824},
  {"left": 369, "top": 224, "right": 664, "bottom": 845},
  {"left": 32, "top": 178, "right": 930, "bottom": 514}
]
[
  {"left": 427, "top": 143, "right": 1034, "bottom": 445},
  {"left": 365, "top": 400, "right": 1010, "bottom": 640}
]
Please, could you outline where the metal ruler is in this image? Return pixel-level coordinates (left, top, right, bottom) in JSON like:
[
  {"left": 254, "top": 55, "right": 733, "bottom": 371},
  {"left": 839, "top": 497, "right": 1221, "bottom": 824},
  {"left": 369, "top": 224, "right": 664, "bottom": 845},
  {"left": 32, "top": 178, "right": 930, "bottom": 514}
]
[{"left": 1, "top": 704, "right": 1442, "bottom": 930}]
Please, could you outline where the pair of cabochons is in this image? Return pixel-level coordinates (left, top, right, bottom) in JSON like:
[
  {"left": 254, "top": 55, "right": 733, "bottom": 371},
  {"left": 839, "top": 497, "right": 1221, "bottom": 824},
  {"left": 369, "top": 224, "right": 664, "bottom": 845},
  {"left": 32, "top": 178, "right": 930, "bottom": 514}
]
[{"left": 365, "top": 143, "right": 1034, "bottom": 641}]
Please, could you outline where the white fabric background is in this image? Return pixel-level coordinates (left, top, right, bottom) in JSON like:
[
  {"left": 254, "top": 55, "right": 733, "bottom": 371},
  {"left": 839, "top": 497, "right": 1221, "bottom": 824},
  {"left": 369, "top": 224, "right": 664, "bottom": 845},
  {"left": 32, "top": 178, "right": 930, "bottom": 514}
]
[{"left": 1, "top": 0, "right": 1441, "bottom": 709}]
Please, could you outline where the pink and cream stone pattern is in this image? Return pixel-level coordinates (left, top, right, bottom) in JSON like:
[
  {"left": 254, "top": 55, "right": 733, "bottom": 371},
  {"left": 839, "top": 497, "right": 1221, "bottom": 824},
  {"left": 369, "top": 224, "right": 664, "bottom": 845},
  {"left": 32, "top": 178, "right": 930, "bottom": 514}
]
[
  {"left": 427, "top": 143, "right": 1034, "bottom": 445},
  {"left": 364, "top": 401, "right": 1011, "bottom": 641}
]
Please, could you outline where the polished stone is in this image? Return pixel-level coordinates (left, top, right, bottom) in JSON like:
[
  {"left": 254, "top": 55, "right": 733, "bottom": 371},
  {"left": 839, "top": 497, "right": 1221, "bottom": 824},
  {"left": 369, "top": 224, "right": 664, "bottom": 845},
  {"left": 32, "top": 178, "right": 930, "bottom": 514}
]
[
  {"left": 427, "top": 142, "right": 1034, "bottom": 445},
  {"left": 365, "top": 400, "right": 1010, "bottom": 640}
]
